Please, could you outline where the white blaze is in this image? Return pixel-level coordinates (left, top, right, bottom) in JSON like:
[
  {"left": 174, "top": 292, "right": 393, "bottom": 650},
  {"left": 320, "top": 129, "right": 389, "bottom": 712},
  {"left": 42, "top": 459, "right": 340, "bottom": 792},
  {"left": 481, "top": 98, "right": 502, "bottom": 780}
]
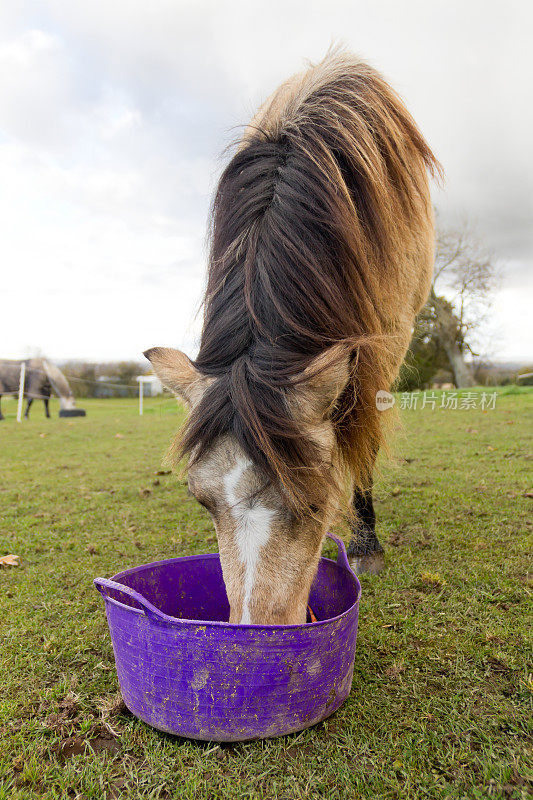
[{"left": 224, "top": 458, "right": 274, "bottom": 624}]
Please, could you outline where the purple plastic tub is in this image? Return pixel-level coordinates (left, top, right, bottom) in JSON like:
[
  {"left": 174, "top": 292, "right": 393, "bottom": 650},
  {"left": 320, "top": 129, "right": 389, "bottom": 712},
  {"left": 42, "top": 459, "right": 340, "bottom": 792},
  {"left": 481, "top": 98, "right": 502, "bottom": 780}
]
[{"left": 94, "top": 533, "right": 361, "bottom": 741}]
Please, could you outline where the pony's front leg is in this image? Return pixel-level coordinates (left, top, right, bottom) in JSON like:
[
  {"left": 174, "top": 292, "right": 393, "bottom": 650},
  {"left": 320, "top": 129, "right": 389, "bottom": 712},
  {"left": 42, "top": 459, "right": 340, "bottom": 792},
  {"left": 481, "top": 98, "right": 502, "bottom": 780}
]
[
  {"left": 347, "top": 486, "right": 385, "bottom": 574},
  {"left": 24, "top": 398, "right": 33, "bottom": 418}
]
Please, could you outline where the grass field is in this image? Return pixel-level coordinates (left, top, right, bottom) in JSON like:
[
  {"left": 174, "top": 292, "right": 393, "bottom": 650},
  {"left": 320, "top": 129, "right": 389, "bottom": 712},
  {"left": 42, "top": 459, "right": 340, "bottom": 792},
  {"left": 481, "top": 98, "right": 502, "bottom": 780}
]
[{"left": 0, "top": 389, "right": 532, "bottom": 799}]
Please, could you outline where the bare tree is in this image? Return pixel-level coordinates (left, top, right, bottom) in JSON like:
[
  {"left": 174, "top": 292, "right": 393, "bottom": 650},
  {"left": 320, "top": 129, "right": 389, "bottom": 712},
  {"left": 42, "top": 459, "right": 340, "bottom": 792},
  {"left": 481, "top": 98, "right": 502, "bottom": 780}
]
[{"left": 428, "top": 221, "right": 500, "bottom": 387}]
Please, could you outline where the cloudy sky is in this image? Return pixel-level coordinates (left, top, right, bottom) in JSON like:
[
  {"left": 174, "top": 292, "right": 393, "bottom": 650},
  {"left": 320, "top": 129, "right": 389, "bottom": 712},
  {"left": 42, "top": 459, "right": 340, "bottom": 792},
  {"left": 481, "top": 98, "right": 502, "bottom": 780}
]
[{"left": 1, "top": 0, "right": 532, "bottom": 364}]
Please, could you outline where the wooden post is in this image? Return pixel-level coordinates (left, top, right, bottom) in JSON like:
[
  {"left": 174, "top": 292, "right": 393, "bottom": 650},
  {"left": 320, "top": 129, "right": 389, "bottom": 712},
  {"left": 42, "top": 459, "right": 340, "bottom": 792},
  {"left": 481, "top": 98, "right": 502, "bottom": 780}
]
[
  {"left": 139, "top": 379, "right": 144, "bottom": 416},
  {"left": 17, "top": 362, "right": 26, "bottom": 422}
]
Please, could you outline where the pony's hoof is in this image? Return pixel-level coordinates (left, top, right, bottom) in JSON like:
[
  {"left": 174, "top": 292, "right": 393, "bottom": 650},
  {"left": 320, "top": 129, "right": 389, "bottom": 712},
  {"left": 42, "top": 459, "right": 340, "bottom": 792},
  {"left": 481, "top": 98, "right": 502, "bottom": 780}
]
[{"left": 349, "top": 551, "right": 385, "bottom": 575}]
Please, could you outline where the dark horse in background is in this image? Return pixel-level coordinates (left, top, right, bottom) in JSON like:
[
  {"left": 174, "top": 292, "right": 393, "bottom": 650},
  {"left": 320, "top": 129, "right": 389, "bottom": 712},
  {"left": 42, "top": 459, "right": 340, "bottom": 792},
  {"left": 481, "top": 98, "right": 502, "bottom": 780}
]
[
  {"left": 145, "top": 50, "right": 441, "bottom": 625},
  {"left": 0, "top": 359, "right": 76, "bottom": 419}
]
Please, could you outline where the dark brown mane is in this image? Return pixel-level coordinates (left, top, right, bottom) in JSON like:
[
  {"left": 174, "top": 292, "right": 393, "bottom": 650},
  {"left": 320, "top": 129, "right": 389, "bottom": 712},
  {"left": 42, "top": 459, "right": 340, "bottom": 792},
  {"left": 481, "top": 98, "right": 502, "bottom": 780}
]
[{"left": 177, "top": 51, "right": 441, "bottom": 513}]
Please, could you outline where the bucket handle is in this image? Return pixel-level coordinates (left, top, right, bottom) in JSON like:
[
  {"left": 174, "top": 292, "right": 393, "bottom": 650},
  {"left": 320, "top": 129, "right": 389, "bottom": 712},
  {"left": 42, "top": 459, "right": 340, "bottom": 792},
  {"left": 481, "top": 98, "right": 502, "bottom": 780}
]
[
  {"left": 325, "top": 532, "right": 354, "bottom": 574},
  {"left": 96, "top": 534, "right": 356, "bottom": 624},
  {"left": 94, "top": 576, "right": 176, "bottom": 625}
]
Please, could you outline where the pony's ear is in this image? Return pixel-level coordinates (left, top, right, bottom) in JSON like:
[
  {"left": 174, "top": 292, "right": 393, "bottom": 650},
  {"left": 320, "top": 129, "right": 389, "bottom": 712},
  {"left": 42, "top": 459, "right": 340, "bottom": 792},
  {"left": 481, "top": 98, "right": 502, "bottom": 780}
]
[
  {"left": 292, "top": 344, "right": 353, "bottom": 422},
  {"left": 143, "top": 347, "right": 208, "bottom": 407}
]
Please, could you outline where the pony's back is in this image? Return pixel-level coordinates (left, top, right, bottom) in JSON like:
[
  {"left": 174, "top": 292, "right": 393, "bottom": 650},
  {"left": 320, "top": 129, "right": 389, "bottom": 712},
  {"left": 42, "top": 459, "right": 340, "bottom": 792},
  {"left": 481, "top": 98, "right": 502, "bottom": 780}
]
[{"left": 181, "top": 50, "right": 440, "bottom": 512}]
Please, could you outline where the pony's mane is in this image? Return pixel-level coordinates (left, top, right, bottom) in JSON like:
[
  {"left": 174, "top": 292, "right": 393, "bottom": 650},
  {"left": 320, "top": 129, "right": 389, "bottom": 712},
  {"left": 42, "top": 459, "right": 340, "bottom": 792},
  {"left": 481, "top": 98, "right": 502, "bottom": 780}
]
[{"left": 178, "top": 50, "right": 441, "bottom": 513}]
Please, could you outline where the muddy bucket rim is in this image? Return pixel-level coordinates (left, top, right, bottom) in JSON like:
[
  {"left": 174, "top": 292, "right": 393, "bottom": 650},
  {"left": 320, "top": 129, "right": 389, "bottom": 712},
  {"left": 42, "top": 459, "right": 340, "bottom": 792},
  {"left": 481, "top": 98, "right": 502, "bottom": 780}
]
[{"left": 94, "top": 532, "right": 360, "bottom": 631}]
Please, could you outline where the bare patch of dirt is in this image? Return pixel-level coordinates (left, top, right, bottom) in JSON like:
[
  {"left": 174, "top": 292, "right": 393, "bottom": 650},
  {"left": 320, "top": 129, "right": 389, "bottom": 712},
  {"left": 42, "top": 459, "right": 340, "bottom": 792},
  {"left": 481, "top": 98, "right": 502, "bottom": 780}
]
[
  {"left": 389, "top": 529, "right": 408, "bottom": 547},
  {"left": 484, "top": 774, "right": 533, "bottom": 798},
  {"left": 484, "top": 656, "right": 515, "bottom": 675},
  {"left": 106, "top": 776, "right": 146, "bottom": 800},
  {"left": 43, "top": 692, "right": 80, "bottom": 734},
  {"left": 405, "top": 635, "right": 425, "bottom": 651},
  {"left": 53, "top": 724, "right": 121, "bottom": 762},
  {"left": 389, "top": 525, "right": 431, "bottom": 549},
  {"left": 284, "top": 743, "right": 316, "bottom": 762},
  {"left": 385, "top": 661, "right": 406, "bottom": 681},
  {"left": 396, "top": 589, "right": 423, "bottom": 610},
  {"left": 94, "top": 692, "right": 127, "bottom": 719}
]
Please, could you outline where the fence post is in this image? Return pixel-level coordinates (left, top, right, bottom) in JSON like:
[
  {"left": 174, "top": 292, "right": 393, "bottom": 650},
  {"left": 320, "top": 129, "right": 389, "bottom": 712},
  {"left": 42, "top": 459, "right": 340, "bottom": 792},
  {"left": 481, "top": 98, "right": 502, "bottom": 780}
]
[
  {"left": 139, "top": 379, "right": 144, "bottom": 416},
  {"left": 16, "top": 362, "right": 26, "bottom": 422}
]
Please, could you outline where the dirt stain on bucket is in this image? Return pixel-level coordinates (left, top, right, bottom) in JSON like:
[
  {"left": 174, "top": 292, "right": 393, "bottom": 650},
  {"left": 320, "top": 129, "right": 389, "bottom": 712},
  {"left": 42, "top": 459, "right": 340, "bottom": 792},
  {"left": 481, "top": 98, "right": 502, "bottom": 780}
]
[{"left": 191, "top": 666, "right": 210, "bottom": 691}]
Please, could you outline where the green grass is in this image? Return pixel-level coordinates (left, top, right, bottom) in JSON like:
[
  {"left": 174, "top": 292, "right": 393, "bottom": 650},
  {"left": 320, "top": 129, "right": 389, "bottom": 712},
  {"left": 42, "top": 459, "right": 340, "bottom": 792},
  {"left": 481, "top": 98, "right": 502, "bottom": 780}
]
[{"left": 0, "top": 390, "right": 532, "bottom": 799}]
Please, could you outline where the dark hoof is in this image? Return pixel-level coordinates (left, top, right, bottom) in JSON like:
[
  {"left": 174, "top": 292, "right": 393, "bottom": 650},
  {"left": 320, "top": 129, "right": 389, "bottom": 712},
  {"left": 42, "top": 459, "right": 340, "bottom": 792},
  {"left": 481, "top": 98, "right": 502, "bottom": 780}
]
[{"left": 349, "top": 550, "right": 385, "bottom": 575}]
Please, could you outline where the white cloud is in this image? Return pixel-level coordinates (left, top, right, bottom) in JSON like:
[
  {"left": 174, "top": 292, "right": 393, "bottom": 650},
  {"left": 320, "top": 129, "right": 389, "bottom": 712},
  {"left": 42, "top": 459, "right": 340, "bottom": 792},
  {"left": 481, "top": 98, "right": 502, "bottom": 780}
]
[
  {"left": 0, "top": 0, "right": 531, "bottom": 363},
  {"left": 484, "top": 282, "right": 533, "bottom": 363},
  {"left": 0, "top": 28, "right": 75, "bottom": 147}
]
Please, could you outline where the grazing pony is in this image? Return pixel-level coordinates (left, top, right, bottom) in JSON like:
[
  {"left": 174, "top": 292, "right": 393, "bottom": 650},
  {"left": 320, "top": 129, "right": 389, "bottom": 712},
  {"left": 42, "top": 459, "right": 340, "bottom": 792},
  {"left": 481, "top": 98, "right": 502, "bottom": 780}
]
[
  {"left": 145, "top": 51, "right": 440, "bottom": 624},
  {"left": 0, "top": 358, "right": 76, "bottom": 419}
]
